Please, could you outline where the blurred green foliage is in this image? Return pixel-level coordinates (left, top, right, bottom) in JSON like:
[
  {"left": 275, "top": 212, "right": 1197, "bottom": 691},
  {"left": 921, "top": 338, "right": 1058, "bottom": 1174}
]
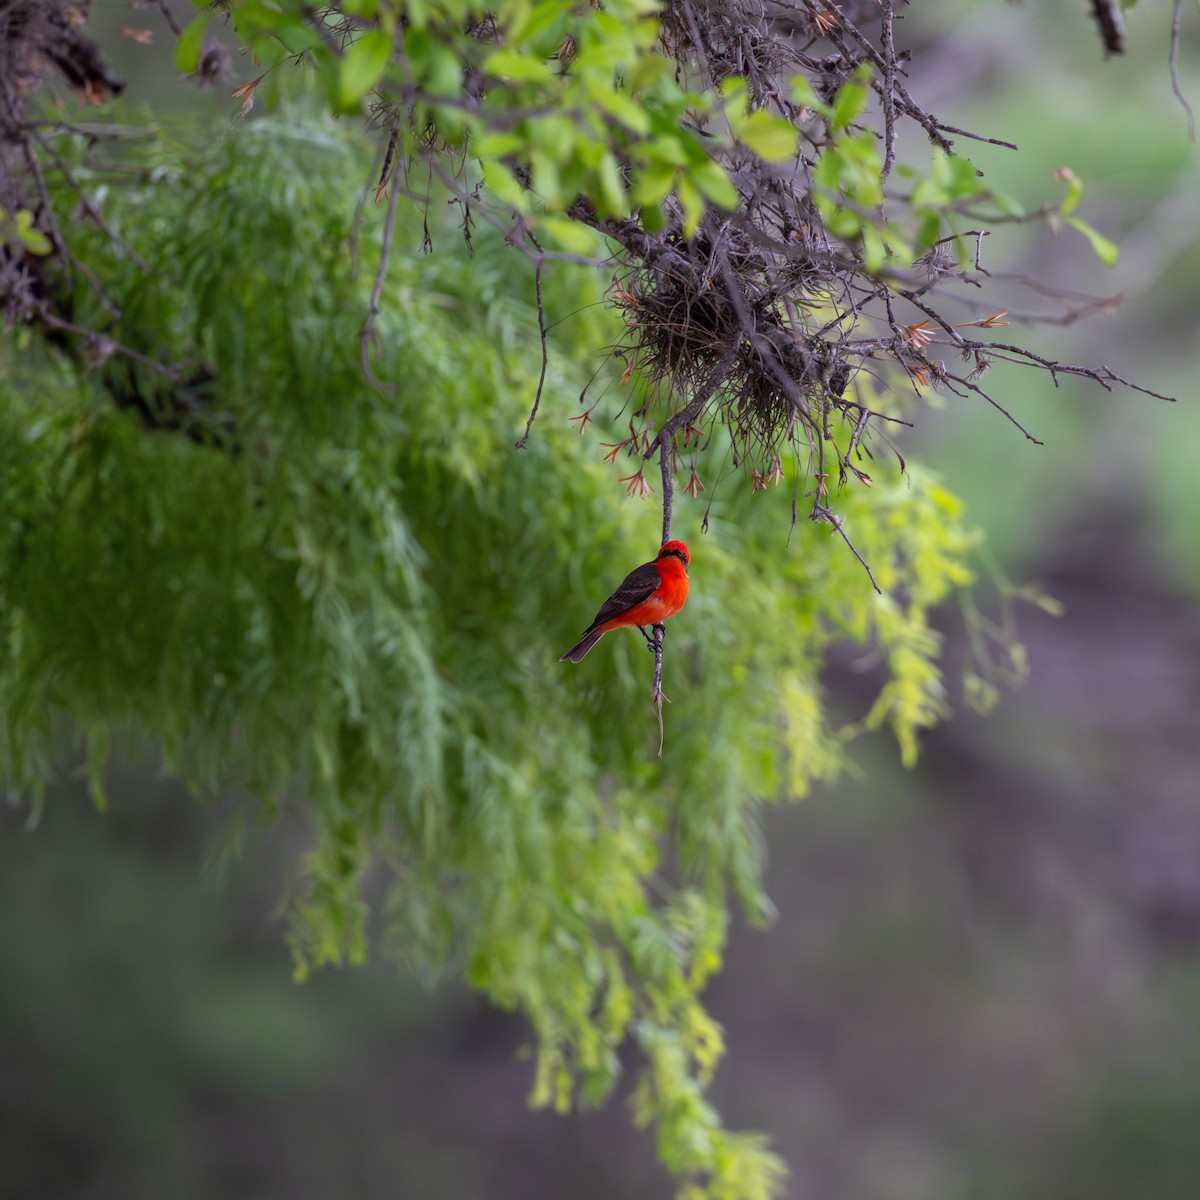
[{"left": 0, "top": 112, "right": 990, "bottom": 1197}]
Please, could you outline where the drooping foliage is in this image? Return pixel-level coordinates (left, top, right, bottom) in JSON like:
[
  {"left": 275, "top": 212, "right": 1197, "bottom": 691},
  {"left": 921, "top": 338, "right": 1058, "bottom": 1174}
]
[{"left": 0, "top": 116, "right": 987, "bottom": 1196}]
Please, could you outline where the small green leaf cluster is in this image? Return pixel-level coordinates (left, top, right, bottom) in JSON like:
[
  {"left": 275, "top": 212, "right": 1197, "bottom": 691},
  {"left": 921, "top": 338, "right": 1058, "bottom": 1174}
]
[
  {"left": 0, "top": 205, "right": 52, "bottom": 257},
  {"left": 179, "top": 0, "right": 765, "bottom": 241},
  {"left": 797, "top": 71, "right": 1119, "bottom": 274}
]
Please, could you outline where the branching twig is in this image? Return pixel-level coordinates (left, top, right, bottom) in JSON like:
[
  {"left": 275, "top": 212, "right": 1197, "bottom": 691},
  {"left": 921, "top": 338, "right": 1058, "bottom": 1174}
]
[
  {"left": 811, "top": 502, "right": 881, "bottom": 594},
  {"left": 941, "top": 370, "right": 1043, "bottom": 444}
]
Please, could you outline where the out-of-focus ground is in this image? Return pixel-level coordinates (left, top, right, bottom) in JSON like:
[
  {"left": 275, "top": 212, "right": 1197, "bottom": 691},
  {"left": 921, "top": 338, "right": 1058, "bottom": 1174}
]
[{"left": 5, "top": 2, "right": 1200, "bottom": 1197}]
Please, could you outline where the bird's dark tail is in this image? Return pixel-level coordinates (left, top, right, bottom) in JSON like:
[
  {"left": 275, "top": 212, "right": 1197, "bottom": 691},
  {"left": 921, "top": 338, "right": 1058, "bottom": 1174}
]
[{"left": 559, "top": 628, "right": 604, "bottom": 663}]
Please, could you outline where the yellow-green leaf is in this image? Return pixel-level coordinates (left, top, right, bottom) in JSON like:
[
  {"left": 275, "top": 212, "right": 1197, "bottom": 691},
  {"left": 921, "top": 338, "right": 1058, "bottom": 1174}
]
[
  {"left": 484, "top": 160, "right": 528, "bottom": 210},
  {"left": 484, "top": 47, "right": 555, "bottom": 84},
  {"left": 690, "top": 159, "right": 738, "bottom": 210},
  {"left": 591, "top": 88, "right": 652, "bottom": 136},
  {"left": 174, "top": 10, "right": 212, "bottom": 73},
  {"left": 630, "top": 160, "right": 675, "bottom": 207},
  {"left": 14, "top": 210, "right": 51, "bottom": 256},
  {"left": 595, "top": 151, "right": 627, "bottom": 217},
  {"left": 1056, "top": 167, "right": 1084, "bottom": 217},
  {"left": 335, "top": 29, "right": 393, "bottom": 111},
  {"left": 541, "top": 216, "right": 602, "bottom": 256},
  {"left": 1065, "top": 215, "right": 1119, "bottom": 266},
  {"left": 677, "top": 174, "right": 703, "bottom": 238},
  {"left": 627, "top": 54, "right": 673, "bottom": 94},
  {"left": 861, "top": 224, "right": 885, "bottom": 274},
  {"left": 737, "top": 110, "right": 798, "bottom": 162},
  {"left": 472, "top": 132, "right": 524, "bottom": 158}
]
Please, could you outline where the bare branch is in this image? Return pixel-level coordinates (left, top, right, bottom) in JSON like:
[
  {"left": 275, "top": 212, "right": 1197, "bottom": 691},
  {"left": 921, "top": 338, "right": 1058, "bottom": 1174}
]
[
  {"left": 145, "top": 0, "right": 183, "bottom": 37},
  {"left": 1170, "top": 0, "right": 1196, "bottom": 142},
  {"left": 811, "top": 503, "right": 881, "bottom": 595},
  {"left": 879, "top": 0, "right": 898, "bottom": 182},
  {"left": 516, "top": 232, "right": 549, "bottom": 449},
  {"left": 360, "top": 146, "right": 401, "bottom": 392}
]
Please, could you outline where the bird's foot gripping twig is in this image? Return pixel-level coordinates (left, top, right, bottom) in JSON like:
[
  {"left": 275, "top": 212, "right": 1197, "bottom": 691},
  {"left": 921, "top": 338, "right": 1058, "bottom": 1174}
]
[{"left": 650, "top": 623, "right": 669, "bottom": 757}]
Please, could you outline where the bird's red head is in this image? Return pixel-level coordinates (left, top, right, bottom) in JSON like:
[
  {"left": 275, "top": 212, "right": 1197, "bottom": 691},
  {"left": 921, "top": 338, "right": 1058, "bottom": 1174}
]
[{"left": 657, "top": 540, "right": 690, "bottom": 569}]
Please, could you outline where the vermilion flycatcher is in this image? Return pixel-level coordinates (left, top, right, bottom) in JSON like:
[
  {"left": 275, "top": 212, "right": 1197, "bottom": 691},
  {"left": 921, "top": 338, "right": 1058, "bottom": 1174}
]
[{"left": 560, "top": 540, "right": 691, "bottom": 663}]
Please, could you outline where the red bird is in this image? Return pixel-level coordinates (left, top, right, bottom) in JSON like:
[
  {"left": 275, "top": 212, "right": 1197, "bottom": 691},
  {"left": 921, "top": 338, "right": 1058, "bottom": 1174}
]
[{"left": 560, "top": 540, "right": 691, "bottom": 663}]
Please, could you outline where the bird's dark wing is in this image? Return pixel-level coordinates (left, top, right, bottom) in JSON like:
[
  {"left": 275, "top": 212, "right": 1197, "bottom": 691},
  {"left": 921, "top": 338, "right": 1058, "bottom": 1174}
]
[{"left": 584, "top": 561, "right": 661, "bottom": 631}]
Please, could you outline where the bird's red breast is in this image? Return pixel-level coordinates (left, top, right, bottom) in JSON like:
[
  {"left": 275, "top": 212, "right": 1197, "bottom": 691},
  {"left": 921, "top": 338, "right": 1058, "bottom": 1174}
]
[
  {"left": 590, "top": 542, "right": 689, "bottom": 633},
  {"left": 559, "top": 541, "right": 691, "bottom": 662}
]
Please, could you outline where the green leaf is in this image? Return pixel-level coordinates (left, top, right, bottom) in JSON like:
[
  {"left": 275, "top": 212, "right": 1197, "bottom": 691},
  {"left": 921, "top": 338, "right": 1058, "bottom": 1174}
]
[
  {"left": 530, "top": 148, "right": 563, "bottom": 207},
  {"left": 736, "top": 110, "right": 798, "bottom": 162},
  {"left": 507, "top": 0, "right": 572, "bottom": 46},
  {"left": 831, "top": 67, "right": 871, "bottom": 132},
  {"left": 472, "top": 132, "right": 525, "bottom": 158},
  {"left": 914, "top": 212, "right": 941, "bottom": 252},
  {"left": 484, "top": 47, "right": 556, "bottom": 84},
  {"left": 1056, "top": 167, "right": 1084, "bottom": 216},
  {"left": 174, "top": 10, "right": 213, "bottom": 74},
  {"left": 424, "top": 44, "right": 464, "bottom": 97},
  {"left": 591, "top": 88, "right": 652, "bottom": 136},
  {"left": 984, "top": 187, "right": 1024, "bottom": 218},
  {"left": 1064, "top": 215, "right": 1120, "bottom": 266},
  {"left": 630, "top": 160, "right": 675, "bottom": 207},
  {"left": 594, "top": 151, "right": 627, "bottom": 217},
  {"left": 640, "top": 201, "right": 667, "bottom": 232},
  {"left": 541, "top": 216, "right": 602, "bottom": 255},
  {"left": 789, "top": 74, "right": 820, "bottom": 110},
  {"left": 334, "top": 29, "right": 393, "bottom": 111},
  {"left": 861, "top": 224, "right": 885, "bottom": 274},
  {"left": 529, "top": 115, "right": 578, "bottom": 163},
  {"left": 627, "top": 53, "right": 673, "bottom": 94},
  {"left": 689, "top": 159, "right": 738, "bottom": 210},
  {"left": 14, "top": 210, "right": 52, "bottom": 256},
  {"left": 483, "top": 160, "right": 528, "bottom": 210},
  {"left": 677, "top": 173, "right": 703, "bottom": 238}
]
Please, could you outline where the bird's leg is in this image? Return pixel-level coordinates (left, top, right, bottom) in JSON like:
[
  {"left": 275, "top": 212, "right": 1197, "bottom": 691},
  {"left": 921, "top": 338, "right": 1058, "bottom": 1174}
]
[{"left": 638, "top": 625, "right": 655, "bottom": 648}]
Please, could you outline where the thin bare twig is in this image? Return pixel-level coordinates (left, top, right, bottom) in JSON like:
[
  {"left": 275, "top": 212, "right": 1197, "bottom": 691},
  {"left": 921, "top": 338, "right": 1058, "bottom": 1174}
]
[
  {"left": 516, "top": 232, "right": 549, "bottom": 448},
  {"left": 644, "top": 341, "right": 742, "bottom": 461},
  {"left": 811, "top": 503, "right": 881, "bottom": 594},
  {"left": 941, "top": 370, "right": 1043, "bottom": 444},
  {"left": 360, "top": 155, "right": 401, "bottom": 393},
  {"left": 1170, "top": 0, "right": 1196, "bottom": 142},
  {"left": 147, "top": 0, "right": 183, "bottom": 37},
  {"left": 39, "top": 313, "right": 181, "bottom": 379},
  {"left": 651, "top": 439, "right": 673, "bottom": 757}
]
